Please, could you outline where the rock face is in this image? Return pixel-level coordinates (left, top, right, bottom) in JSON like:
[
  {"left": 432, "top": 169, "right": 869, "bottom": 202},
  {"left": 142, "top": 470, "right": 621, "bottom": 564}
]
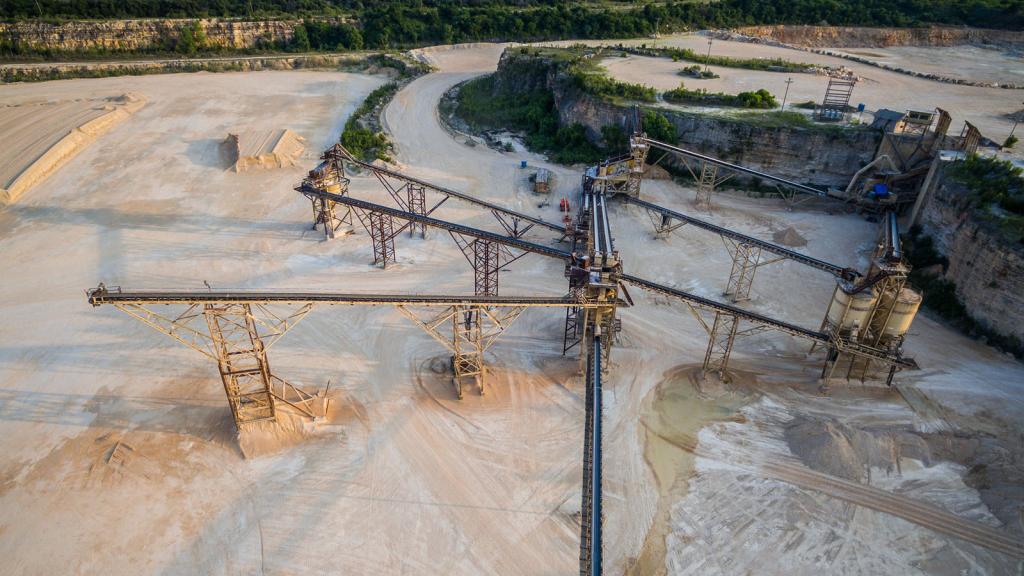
[
  {"left": 919, "top": 167, "right": 1024, "bottom": 343},
  {"left": 0, "top": 18, "right": 348, "bottom": 53},
  {"left": 492, "top": 51, "right": 879, "bottom": 187},
  {"left": 735, "top": 25, "right": 1024, "bottom": 48}
]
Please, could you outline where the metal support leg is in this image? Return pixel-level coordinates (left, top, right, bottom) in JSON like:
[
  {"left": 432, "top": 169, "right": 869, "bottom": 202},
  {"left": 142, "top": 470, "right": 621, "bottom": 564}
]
[
  {"left": 407, "top": 184, "right": 426, "bottom": 238},
  {"left": 452, "top": 306, "right": 485, "bottom": 398},
  {"left": 563, "top": 306, "right": 582, "bottom": 354},
  {"left": 723, "top": 241, "right": 762, "bottom": 303},
  {"left": 359, "top": 211, "right": 396, "bottom": 268},
  {"left": 702, "top": 312, "right": 739, "bottom": 380},
  {"left": 695, "top": 162, "right": 718, "bottom": 210},
  {"left": 204, "top": 304, "right": 276, "bottom": 427},
  {"left": 474, "top": 240, "right": 500, "bottom": 297}
]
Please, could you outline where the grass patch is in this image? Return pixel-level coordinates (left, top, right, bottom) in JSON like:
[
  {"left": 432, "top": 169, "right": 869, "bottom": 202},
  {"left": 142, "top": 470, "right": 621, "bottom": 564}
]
[{"left": 664, "top": 84, "right": 777, "bottom": 109}]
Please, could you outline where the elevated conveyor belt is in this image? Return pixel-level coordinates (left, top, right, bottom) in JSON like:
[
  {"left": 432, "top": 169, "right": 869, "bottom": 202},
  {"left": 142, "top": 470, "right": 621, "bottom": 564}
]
[
  {"left": 299, "top": 185, "right": 573, "bottom": 262},
  {"left": 336, "top": 147, "right": 564, "bottom": 233},
  {"left": 87, "top": 288, "right": 589, "bottom": 307},
  {"left": 642, "top": 138, "right": 842, "bottom": 200},
  {"left": 619, "top": 196, "right": 856, "bottom": 278},
  {"left": 618, "top": 274, "right": 829, "bottom": 342}
]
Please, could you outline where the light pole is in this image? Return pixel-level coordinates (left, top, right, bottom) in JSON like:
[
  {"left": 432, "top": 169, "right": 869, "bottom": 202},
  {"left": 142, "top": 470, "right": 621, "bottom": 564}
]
[
  {"left": 781, "top": 77, "right": 794, "bottom": 111},
  {"left": 704, "top": 38, "right": 713, "bottom": 74},
  {"left": 1010, "top": 102, "right": 1023, "bottom": 138}
]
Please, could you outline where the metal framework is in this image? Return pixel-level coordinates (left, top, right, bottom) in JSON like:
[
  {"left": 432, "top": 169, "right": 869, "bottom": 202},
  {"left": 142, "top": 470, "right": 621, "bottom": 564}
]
[
  {"left": 89, "top": 285, "right": 599, "bottom": 412},
  {"left": 818, "top": 78, "right": 856, "bottom": 122},
  {"left": 297, "top": 147, "right": 352, "bottom": 239},
  {"left": 959, "top": 121, "right": 981, "bottom": 157}
]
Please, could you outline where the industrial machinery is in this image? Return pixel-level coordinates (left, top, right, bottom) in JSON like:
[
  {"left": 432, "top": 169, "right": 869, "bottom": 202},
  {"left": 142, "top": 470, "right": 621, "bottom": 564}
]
[{"left": 89, "top": 111, "right": 921, "bottom": 574}]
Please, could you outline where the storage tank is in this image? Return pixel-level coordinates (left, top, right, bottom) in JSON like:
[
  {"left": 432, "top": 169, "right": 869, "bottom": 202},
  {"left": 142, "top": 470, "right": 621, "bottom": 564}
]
[
  {"left": 871, "top": 287, "right": 921, "bottom": 342},
  {"left": 826, "top": 284, "right": 877, "bottom": 336}
]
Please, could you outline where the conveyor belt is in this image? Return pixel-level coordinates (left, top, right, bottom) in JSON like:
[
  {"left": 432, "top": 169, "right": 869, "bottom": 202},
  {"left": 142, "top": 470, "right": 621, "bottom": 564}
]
[
  {"left": 619, "top": 196, "right": 856, "bottom": 278},
  {"left": 299, "top": 185, "right": 573, "bottom": 262},
  {"left": 617, "top": 273, "right": 830, "bottom": 343},
  {"left": 642, "top": 138, "right": 841, "bottom": 200},
  {"left": 337, "top": 148, "right": 564, "bottom": 233},
  {"left": 87, "top": 287, "right": 588, "bottom": 307},
  {"left": 589, "top": 333, "right": 603, "bottom": 576}
]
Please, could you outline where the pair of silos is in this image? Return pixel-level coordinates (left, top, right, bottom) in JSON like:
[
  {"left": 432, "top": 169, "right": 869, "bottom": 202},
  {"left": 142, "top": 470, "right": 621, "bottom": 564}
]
[{"left": 826, "top": 283, "right": 921, "bottom": 344}]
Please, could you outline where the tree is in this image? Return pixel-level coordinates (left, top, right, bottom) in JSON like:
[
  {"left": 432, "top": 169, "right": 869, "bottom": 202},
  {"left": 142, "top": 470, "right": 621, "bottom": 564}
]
[
  {"left": 292, "top": 23, "right": 311, "bottom": 52},
  {"left": 642, "top": 110, "right": 676, "bottom": 144}
]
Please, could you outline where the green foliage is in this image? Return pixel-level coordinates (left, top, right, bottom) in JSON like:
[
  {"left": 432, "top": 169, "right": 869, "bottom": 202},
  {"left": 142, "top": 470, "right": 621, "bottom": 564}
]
[
  {"left": 949, "top": 155, "right": 1024, "bottom": 216},
  {"left": 341, "top": 81, "right": 399, "bottom": 162},
  {"left": 570, "top": 69, "right": 656, "bottom": 103},
  {"left": 5, "top": 0, "right": 1022, "bottom": 31},
  {"left": 454, "top": 74, "right": 605, "bottom": 165},
  {"left": 794, "top": 100, "right": 818, "bottom": 110},
  {"left": 642, "top": 110, "right": 676, "bottom": 144},
  {"left": 679, "top": 64, "right": 719, "bottom": 79},
  {"left": 628, "top": 45, "right": 816, "bottom": 73},
  {"left": 664, "top": 84, "right": 778, "bottom": 109},
  {"left": 1004, "top": 134, "right": 1019, "bottom": 149},
  {"left": 291, "top": 23, "right": 311, "bottom": 52}
]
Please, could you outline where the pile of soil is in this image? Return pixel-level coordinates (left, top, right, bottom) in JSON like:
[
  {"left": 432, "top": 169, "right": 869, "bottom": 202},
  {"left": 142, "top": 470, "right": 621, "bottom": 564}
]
[{"left": 773, "top": 226, "right": 808, "bottom": 247}]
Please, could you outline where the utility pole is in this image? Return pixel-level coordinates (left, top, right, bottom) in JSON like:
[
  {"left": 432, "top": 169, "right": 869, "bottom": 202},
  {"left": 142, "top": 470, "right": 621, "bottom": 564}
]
[
  {"left": 704, "top": 38, "right": 713, "bottom": 74},
  {"left": 1010, "top": 101, "right": 1023, "bottom": 138},
  {"left": 781, "top": 77, "right": 794, "bottom": 111}
]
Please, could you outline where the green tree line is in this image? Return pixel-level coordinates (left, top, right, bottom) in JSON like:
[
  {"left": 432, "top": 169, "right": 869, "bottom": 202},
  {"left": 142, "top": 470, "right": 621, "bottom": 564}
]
[{"left": 2, "top": 0, "right": 1022, "bottom": 33}]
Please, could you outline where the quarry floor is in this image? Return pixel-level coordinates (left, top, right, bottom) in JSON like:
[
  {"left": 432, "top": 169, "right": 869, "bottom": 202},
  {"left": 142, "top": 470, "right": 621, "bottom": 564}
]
[{"left": 0, "top": 41, "right": 1022, "bottom": 575}]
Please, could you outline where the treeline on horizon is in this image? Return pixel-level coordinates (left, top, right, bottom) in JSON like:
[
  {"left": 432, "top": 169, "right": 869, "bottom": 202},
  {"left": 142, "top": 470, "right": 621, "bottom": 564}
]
[{"left": 2, "top": 0, "right": 1022, "bottom": 37}]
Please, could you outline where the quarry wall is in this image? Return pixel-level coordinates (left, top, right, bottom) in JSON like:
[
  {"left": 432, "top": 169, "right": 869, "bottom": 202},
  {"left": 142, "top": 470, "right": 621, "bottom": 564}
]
[
  {"left": 734, "top": 25, "right": 1024, "bottom": 48},
  {"left": 918, "top": 168, "right": 1024, "bottom": 344},
  {"left": 0, "top": 18, "right": 348, "bottom": 53},
  {"left": 495, "top": 51, "right": 880, "bottom": 187}
]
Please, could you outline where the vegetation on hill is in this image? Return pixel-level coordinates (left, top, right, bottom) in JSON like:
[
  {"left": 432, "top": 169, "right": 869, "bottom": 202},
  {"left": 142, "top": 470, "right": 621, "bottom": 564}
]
[
  {"left": 947, "top": 154, "right": 1024, "bottom": 245},
  {"left": 340, "top": 54, "right": 431, "bottom": 163},
  {"left": 2, "top": 0, "right": 1022, "bottom": 37},
  {"left": 664, "top": 84, "right": 779, "bottom": 109}
]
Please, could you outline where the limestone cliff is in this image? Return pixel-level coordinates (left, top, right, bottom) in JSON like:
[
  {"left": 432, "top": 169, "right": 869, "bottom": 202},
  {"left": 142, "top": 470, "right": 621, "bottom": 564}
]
[
  {"left": 0, "top": 18, "right": 347, "bottom": 53},
  {"left": 918, "top": 168, "right": 1024, "bottom": 343},
  {"left": 735, "top": 25, "right": 1024, "bottom": 48}
]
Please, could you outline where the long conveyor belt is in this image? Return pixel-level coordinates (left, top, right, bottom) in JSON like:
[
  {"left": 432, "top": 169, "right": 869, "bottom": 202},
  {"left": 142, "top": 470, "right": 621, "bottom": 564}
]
[
  {"left": 617, "top": 273, "right": 830, "bottom": 343},
  {"left": 299, "top": 185, "right": 573, "bottom": 262},
  {"left": 87, "top": 287, "right": 590, "bottom": 307},
  {"left": 642, "top": 138, "right": 842, "bottom": 201},
  {"left": 337, "top": 148, "right": 565, "bottom": 233},
  {"left": 619, "top": 196, "right": 855, "bottom": 278}
]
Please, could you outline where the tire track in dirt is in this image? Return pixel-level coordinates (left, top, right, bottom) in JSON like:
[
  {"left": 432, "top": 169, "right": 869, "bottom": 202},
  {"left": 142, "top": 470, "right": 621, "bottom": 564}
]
[{"left": 656, "top": 429, "right": 1024, "bottom": 559}]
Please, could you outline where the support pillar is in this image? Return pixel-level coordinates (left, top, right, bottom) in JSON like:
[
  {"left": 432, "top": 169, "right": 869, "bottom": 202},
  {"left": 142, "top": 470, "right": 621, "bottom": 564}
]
[
  {"left": 702, "top": 312, "right": 739, "bottom": 380},
  {"left": 204, "top": 304, "right": 277, "bottom": 427},
  {"left": 353, "top": 209, "right": 398, "bottom": 268},
  {"left": 452, "top": 305, "right": 485, "bottom": 399},
  {"left": 407, "top": 184, "right": 427, "bottom": 238},
  {"left": 723, "top": 241, "right": 762, "bottom": 302},
  {"left": 695, "top": 161, "right": 718, "bottom": 210},
  {"left": 473, "top": 240, "right": 500, "bottom": 297}
]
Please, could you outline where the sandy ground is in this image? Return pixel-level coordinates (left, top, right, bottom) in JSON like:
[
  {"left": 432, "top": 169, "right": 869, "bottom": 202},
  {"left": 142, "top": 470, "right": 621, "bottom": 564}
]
[
  {"left": 828, "top": 45, "right": 1024, "bottom": 85},
  {"left": 550, "top": 33, "right": 1023, "bottom": 147},
  {"left": 0, "top": 41, "right": 1022, "bottom": 575}
]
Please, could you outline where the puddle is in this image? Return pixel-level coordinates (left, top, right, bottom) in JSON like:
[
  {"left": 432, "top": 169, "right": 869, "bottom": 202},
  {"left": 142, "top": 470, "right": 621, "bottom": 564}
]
[{"left": 627, "top": 365, "right": 754, "bottom": 576}]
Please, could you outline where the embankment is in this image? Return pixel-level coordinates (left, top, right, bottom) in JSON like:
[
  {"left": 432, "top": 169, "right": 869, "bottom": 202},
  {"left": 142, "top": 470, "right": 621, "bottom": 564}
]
[
  {"left": 494, "top": 50, "right": 880, "bottom": 188},
  {"left": 917, "top": 168, "right": 1024, "bottom": 346},
  {"left": 1, "top": 93, "right": 146, "bottom": 204},
  {"left": 0, "top": 18, "right": 337, "bottom": 53},
  {"left": 734, "top": 25, "right": 1024, "bottom": 49}
]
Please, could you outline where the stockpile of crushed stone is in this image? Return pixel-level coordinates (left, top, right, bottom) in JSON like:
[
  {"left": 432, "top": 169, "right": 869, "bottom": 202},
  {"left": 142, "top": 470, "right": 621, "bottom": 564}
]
[{"left": 773, "top": 226, "right": 808, "bottom": 247}]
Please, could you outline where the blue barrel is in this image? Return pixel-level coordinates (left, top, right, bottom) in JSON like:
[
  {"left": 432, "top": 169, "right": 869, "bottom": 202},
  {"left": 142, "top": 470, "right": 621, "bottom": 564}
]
[
  {"left": 873, "top": 183, "right": 890, "bottom": 198},
  {"left": 520, "top": 160, "right": 528, "bottom": 168}
]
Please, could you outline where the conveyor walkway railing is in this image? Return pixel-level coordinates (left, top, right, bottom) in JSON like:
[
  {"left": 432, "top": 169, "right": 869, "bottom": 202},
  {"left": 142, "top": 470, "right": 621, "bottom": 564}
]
[{"left": 619, "top": 196, "right": 857, "bottom": 279}]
